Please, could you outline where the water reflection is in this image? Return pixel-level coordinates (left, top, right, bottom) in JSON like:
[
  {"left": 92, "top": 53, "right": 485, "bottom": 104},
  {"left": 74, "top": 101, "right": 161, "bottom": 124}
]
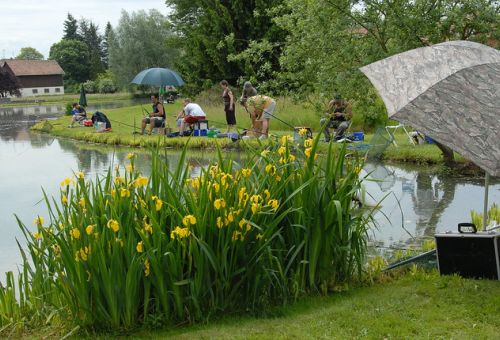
[{"left": 363, "top": 162, "right": 498, "bottom": 251}]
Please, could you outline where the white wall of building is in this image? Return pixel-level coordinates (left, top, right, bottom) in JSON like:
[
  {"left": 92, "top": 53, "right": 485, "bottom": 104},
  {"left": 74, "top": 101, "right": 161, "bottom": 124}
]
[{"left": 19, "top": 86, "right": 64, "bottom": 97}]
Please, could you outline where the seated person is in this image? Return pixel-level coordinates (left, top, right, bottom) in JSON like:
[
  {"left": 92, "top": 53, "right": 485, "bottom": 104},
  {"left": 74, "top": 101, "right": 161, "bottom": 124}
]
[
  {"left": 179, "top": 98, "right": 206, "bottom": 135},
  {"left": 141, "top": 94, "right": 165, "bottom": 135},
  {"left": 320, "top": 96, "right": 352, "bottom": 142},
  {"left": 69, "top": 104, "right": 87, "bottom": 127}
]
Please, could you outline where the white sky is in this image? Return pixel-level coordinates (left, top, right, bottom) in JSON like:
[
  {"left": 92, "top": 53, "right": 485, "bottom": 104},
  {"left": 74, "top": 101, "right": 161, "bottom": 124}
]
[{"left": 0, "top": 0, "right": 170, "bottom": 59}]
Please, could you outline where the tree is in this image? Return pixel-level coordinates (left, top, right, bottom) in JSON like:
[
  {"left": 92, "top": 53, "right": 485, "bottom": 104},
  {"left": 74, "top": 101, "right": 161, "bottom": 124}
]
[
  {"left": 102, "top": 22, "right": 113, "bottom": 69},
  {"left": 165, "top": 0, "right": 286, "bottom": 92},
  {"left": 63, "top": 13, "right": 79, "bottom": 40},
  {"left": 108, "top": 10, "right": 179, "bottom": 88},
  {"left": 49, "top": 39, "right": 91, "bottom": 84},
  {"left": 79, "top": 19, "right": 105, "bottom": 78},
  {"left": 16, "top": 47, "right": 44, "bottom": 60},
  {"left": 0, "top": 67, "right": 21, "bottom": 97}
]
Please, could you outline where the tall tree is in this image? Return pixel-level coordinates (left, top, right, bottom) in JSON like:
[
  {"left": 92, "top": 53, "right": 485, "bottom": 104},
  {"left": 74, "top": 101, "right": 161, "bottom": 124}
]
[
  {"left": 108, "top": 10, "right": 179, "bottom": 88},
  {"left": 79, "top": 19, "right": 105, "bottom": 78},
  {"left": 16, "top": 47, "right": 44, "bottom": 60},
  {"left": 49, "top": 39, "right": 91, "bottom": 84},
  {"left": 102, "top": 22, "right": 113, "bottom": 69},
  {"left": 0, "top": 67, "right": 22, "bottom": 97},
  {"left": 165, "top": 0, "right": 286, "bottom": 92},
  {"left": 63, "top": 13, "right": 79, "bottom": 40}
]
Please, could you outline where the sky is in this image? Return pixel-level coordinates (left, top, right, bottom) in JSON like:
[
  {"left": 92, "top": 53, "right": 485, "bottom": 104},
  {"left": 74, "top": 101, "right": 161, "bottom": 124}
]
[{"left": 0, "top": 0, "right": 170, "bottom": 59}]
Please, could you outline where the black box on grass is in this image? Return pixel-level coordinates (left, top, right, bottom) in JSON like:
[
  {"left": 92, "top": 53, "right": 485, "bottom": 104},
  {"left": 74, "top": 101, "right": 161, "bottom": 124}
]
[{"left": 435, "top": 230, "right": 500, "bottom": 280}]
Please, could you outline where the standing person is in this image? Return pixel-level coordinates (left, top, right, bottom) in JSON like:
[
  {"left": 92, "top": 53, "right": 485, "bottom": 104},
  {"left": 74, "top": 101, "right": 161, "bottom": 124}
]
[
  {"left": 220, "top": 80, "right": 236, "bottom": 132},
  {"left": 245, "top": 95, "right": 276, "bottom": 139},
  {"left": 239, "top": 81, "right": 257, "bottom": 106},
  {"left": 178, "top": 98, "right": 206, "bottom": 136},
  {"left": 320, "top": 95, "right": 352, "bottom": 142},
  {"left": 141, "top": 94, "right": 165, "bottom": 135}
]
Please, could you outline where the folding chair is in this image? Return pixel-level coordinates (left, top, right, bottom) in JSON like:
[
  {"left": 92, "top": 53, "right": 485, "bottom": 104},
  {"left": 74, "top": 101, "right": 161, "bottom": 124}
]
[{"left": 385, "top": 124, "right": 416, "bottom": 146}]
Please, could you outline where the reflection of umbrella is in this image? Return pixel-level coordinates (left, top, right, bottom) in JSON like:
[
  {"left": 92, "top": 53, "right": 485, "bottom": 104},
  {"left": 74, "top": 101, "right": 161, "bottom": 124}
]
[
  {"left": 360, "top": 40, "right": 500, "bottom": 229},
  {"left": 131, "top": 67, "right": 185, "bottom": 87},
  {"left": 79, "top": 84, "right": 87, "bottom": 107}
]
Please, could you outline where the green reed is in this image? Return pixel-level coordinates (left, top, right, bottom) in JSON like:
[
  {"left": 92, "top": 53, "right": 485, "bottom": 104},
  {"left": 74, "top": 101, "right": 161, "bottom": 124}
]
[{"left": 1, "top": 132, "right": 373, "bottom": 331}]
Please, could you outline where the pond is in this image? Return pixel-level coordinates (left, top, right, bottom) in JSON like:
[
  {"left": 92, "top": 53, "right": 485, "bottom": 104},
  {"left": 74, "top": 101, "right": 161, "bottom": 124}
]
[{"left": 0, "top": 108, "right": 498, "bottom": 275}]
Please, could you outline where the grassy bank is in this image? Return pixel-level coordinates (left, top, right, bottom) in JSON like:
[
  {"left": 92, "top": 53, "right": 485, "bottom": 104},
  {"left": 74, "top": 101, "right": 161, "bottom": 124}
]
[
  {"left": 13, "top": 271, "right": 500, "bottom": 338},
  {"left": 31, "top": 99, "right": 470, "bottom": 165},
  {"left": 0, "top": 92, "right": 134, "bottom": 108}
]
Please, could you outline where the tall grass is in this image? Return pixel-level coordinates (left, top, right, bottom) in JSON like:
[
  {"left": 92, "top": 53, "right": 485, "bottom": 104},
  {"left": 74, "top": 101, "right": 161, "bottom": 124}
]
[{"left": 1, "top": 134, "right": 373, "bottom": 332}]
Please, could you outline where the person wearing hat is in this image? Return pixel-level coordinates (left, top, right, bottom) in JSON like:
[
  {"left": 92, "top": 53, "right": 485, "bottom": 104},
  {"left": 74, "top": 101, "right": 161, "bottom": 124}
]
[
  {"left": 320, "top": 95, "right": 352, "bottom": 142},
  {"left": 245, "top": 95, "right": 276, "bottom": 139}
]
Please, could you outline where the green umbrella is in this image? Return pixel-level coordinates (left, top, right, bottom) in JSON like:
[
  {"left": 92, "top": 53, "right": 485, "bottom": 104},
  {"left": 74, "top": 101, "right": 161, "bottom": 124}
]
[{"left": 79, "top": 84, "right": 87, "bottom": 107}]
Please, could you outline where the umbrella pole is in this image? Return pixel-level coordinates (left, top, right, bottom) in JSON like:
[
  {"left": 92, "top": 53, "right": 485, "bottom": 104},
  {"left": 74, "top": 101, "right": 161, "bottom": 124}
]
[{"left": 483, "top": 172, "right": 490, "bottom": 230}]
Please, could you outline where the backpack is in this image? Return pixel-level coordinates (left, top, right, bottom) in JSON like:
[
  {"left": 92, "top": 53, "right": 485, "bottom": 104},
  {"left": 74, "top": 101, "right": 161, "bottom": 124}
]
[{"left": 91, "top": 111, "right": 112, "bottom": 129}]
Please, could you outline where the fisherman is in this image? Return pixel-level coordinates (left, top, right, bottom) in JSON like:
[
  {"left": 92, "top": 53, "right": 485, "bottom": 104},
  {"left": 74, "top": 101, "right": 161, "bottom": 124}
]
[
  {"left": 320, "top": 95, "right": 352, "bottom": 142},
  {"left": 245, "top": 95, "right": 276, "bottom": 140},
  {"left": 141, "top": 94, "right": 165, "bottom": 135}
]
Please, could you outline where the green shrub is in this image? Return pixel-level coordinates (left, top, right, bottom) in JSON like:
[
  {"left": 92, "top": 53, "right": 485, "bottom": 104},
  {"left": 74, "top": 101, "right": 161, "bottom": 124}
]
[
  {"left": 83, "top": 80, "right": 97, "bottom": 94},
  {"left": 2, "top": 136, "right": 373, "bottom": 331},
  {"left": 98, "top": 78, "right": 117, "bottom": 94}
]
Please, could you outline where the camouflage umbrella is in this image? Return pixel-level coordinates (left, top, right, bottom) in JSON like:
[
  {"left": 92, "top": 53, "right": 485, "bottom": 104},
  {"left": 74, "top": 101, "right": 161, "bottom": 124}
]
[{"left": 360, "top": 40, "right": 500, "bottom": 229}]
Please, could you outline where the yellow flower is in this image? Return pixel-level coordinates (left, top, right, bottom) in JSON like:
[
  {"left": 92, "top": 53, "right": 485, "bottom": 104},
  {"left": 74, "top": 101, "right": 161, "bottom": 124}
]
[
  {"left": 280, "top": 135, "right": 292, "bottom": 145},
  {"left": 136, "top": 241, "right": 144, "bottom": 253},
  {"left": 155, "top": 198, "right": 163, "bottom": 211},
  {"left": 238, "top": 187, "right": 247, "bottom": 201},
  {"left": 127, "top": 153, "right": 135, "bottom": 160},
  {"left": 33, "top": 216, "right": 44, "bottom": 226},
  {"left": 114, "top": 176, "right": 124, "bottom": 185},
  {"left": 61, "top": 195, "right": 68, "bottom": 206},
  {"left": 299, "top": 128, "right": 308, "bottom": 137},
  {"left": 268, "top": 199, "right": 280, "bottom": 211},
  {"left": 263, "top": 189, "right": 271, "bottom": 201},
  {"left": 32, "top": 231, "right": 42, "bottom": 240},
  {"left": 354, "top": 166, "right": 361, "bottom": 175},
  {"left": 216, "top": 217, "right": 224, "bottom": 228},
  {"left": 265, "top": 164, "right": 276, "bottom": 175},
  {"left": 250, "top": 195, "right": 261, "bottom": 204},
  {"left": 304, "top": 147, "right": 312, "bottom": 158},
  {"left": 304, "top": 139, "right": 313, "bottom": 148},
  {"left": 191, "top": 177, "right": 200, "bottom": 190},
  {"left": 212, "top": 182, "right": 220, "bottom": 193},
  {"left": 170, "top": 226, "right": 191, "bottom": 239},
  {"left": 241, "top": 168, "right": 252, "bottom": 177},
  {"left": 115, "top": 238, "right": 124, "bottom": 247},
  {"left": 133, "top": 176, "right": 149, "bottom": 188},
  {"left": 107, "top": 219, "right": 120, "bottom": 232},
  {"left": 144, "top": 222, "right": 153, "bottom": 234},
  {"left": 79, "top": 198, "right": 86, "bottom": 208},
  {"left": 79, "top": 247, "right": 89, "bottom": 261},
  {"left": 182, "top": 215, "right": 197, "bottom": 227},
  {"left": 144, "top": 259, "right": 150, "bottom": 277},
  {"left": 126, "top": 164, "right": 134, "bottom": 173},
  {"left": 58, "top": 222, "right": 64, "bottom": 230},
  {"left": 111, "top": 189, "right": 116, "bottom": 198},
  {"left": 288, "top": 154, "right": 296, "bottom": 162},
  {"left": 214, "top": 198, "right": 226, "bottom": 210},
  {"left": 85, "top": 225, "right": 94, "bottom": 235},
  {"left": 275, "top": 175, "right": 282, "bottom": 182},
  {"left": 256, "top": 233, "right": 264, "bottom": 240},
  {"left": 227, "top": 212, "right": 234, "bottom": 223},
  {"left": 261, "top": 150, "right": 270, "bottom": 157},
  {"left": 60, "top": 177, "right": 72, "bottom": 187},
  {"left": 52, "top": 244, "right": 61, "bottom": 256},
  {"left": 70, "top": 228, "right": 81, "bottom": 239},
  {"left": 251, "top": 203, "right": 260, "bottom": 214},
  {"left": 278, "top": 146, "right": 286, "bottom": 155},
  {"left": 76, "top": 171, "right": 84, "bottom": 179},
  {"left": 232, "top": 230, "right": 242, "bottom": 242},
  {"left": 120, "top": 188, "right": 131, "bottom": 198}
]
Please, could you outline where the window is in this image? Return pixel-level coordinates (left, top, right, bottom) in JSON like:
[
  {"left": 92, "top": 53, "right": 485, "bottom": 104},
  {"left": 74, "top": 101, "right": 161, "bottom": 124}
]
[
  {"left": 32, "top": 89, "right": 38, "bottom": 94},
  {"left": 55, "top": 88, "right": 61, "bottom": 93},
  {"left": 44, "top": 88, "right": 50, "bottom": 94}
]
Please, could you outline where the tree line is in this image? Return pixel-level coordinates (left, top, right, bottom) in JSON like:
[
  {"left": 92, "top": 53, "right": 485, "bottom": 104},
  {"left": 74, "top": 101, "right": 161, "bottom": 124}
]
[{"left": 7, "top": 1, "right": 498, "bottom": 125}]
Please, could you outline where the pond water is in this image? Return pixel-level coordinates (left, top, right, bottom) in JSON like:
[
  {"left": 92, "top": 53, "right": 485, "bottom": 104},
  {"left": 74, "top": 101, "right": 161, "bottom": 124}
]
[{"left": 0, "top": 107, "right": 498, "bottom": 275}]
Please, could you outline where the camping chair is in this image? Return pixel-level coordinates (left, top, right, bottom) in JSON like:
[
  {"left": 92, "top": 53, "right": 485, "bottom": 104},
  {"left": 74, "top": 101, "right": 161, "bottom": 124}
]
[{"left": 385, "top": 124, "right": 416, "bottom": 146}]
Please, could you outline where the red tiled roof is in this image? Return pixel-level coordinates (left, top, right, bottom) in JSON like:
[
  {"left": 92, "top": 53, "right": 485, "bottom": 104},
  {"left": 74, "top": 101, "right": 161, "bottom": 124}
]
[{"left": 0, "top": 59, "right": 64, "bottom": 76}]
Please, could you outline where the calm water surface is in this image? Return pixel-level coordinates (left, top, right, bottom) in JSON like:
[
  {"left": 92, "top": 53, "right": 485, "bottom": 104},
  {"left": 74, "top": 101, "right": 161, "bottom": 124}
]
[{"left": 0, "top": 106, "right": 498, "bottom": 274}]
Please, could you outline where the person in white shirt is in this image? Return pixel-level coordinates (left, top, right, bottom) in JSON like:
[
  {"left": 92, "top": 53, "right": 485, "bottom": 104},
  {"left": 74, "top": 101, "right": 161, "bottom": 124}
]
[{"left": 178, "top": 98, "right": 206, "bottom": 135}]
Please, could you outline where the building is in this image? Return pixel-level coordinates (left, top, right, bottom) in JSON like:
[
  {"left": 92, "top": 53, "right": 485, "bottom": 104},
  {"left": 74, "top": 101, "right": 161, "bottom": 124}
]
[{"left": 0, "top": 59, "right": 65, "bottom": 97}]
